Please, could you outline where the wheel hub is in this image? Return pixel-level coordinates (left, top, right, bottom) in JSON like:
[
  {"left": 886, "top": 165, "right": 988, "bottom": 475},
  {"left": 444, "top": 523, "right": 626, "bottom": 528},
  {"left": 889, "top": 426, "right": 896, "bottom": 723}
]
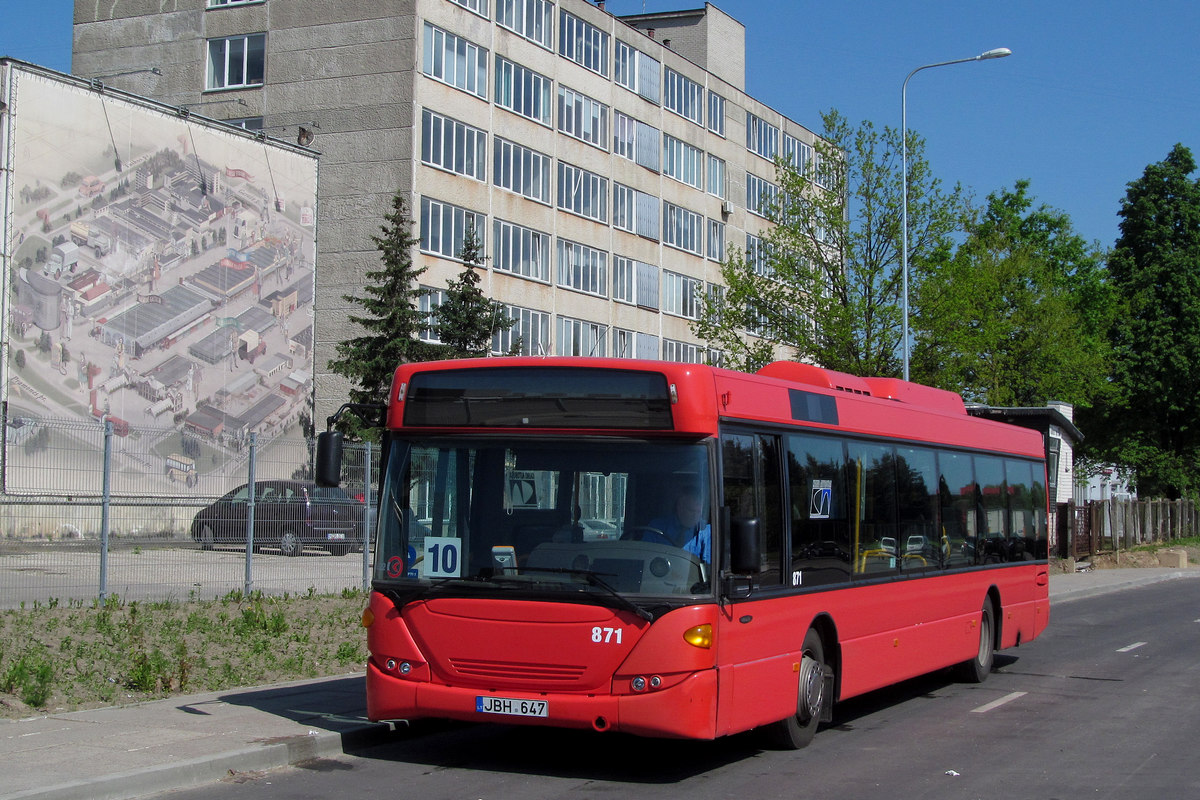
[{"left": 798, "top": 653, "right": 825, "bottom": 722}]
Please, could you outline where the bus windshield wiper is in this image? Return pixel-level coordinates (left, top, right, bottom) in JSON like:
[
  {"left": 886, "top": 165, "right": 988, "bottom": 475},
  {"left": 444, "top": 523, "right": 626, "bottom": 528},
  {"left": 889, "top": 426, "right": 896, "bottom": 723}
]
[
  {"left": 516, "top": 567, "right": 653, "bottom": 621},
  {"left": 378, "top": 575, "right": 499, "bottom": 609}
]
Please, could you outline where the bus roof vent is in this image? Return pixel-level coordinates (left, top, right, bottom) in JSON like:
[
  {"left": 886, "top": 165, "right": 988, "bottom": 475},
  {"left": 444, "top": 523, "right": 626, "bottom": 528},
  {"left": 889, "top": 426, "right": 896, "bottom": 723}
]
[
  {"left": 756, "top": 361, "right": 873, "bottom": 396},
  {"left": 861, "top": 377, "right": 966, "bottom": 415}
]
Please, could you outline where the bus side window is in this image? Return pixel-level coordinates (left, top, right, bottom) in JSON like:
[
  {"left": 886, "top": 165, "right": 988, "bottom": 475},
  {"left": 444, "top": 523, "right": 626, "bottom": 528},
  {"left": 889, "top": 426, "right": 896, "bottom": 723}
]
[
  {"left": 721, "top": 433, "right": 782, "bottom": 587},
  {"left": 939, "top": 452, "right": 977, "bottom": 568},
  {"left": 846, "top": 441, "right": 899, "bottom": 577},
  {"left": 787, "top": 433, "right": 850, "bottom": 587}
]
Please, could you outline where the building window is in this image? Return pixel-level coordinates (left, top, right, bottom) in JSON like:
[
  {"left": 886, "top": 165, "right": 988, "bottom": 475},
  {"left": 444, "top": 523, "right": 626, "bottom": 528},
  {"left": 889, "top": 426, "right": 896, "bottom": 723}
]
[
  {"left": 557, "top": 315, "right": 607, "bottom": 356},
  {"left": 556, "top": 238, "right": 607, "bottom": 297},
  {"left": 420, "top": 197, "right": 486, "bottom": 260},
  {"left": 423, "top": 22, "right": 488, "bottom": 98},
  {"left": 493, "top": 218, "right": 551, "bottom": 282},
  {"left": 663, "top": 134, "right": 704, "bottom": 190},
  {"left": 746, "top": 232, "right": 772, "bottom": 278},
  {"left": 615, "top": 41, "right": 660, "bottom": 102},
  {"left": 494, "top": 56, "right": 552, "bottom": 124},
  {"left": 613, "top": 256, "right": 659, "bottom": 310},
  {"left": 663, "top": 338, "right": 704, "bottom": 364},
  {"left": 493, "top": 137, "right": 552, "bottom": 203},
  {"left": 558, "top": 86, "right": 608, "bottom": 149},
  {"left": 663, "top": 202, "right": 703, "bottom": 256},
  {"left": 784, "top": 133, "right": 813, "bottom": 174},
  {"left": 746, "top": 173, "right": 778, "bottom": 218},
  {"left": 207, "top": 0, "right": 262, "bottom": 7},
  {"left": 559, "top": 10, "right": 608, "bottom": 77},
  {"left": 206, "top": 34, "right": 265, "bottom": 90},
  {"left": 663, "top": 270, "right": 702, "bottom": 320},
  {"left": 707, "top": 154, "right": 725, "bottom": 199},
  {"left": 421, "top": 109, "right": 487, "bottom": 181},
  {"left": 493, "top": 304, "right": 549, "bottom": 355},
  {"left": 557, "top": 162, "right": 607, "bottom": 223},
  {"left": 612, "top": 184, "right": 659, "bottom": 240},
  {"left": 418, "top": 286, "right": 449, "bottom": 342},
  {"left": 664, "top": 67, "right": 703, "bottom": 125},
  {"left": 496, "top": 0, "right": 553, "bottom": 48},
  {"left": 613, "top": 112, "right": 660, "bottom": 172},
  {"left": 747, "top": 112, "right": 779, "bottom": 160},
  {"left": 707, "top": 218, "right": 725, "bottom": 261},
  {"left": 450, "top": 0, "right": 489, "bottom": 17},
  {"left": 708, "top": 91, "right": 725, "bottom": 137}
]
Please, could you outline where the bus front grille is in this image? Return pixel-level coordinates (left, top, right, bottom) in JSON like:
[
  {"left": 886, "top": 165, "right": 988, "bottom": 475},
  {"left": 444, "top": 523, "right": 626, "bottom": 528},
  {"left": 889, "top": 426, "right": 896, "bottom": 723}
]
[{"left": 448, "top": 658, "right": 587, "bottom": 683}]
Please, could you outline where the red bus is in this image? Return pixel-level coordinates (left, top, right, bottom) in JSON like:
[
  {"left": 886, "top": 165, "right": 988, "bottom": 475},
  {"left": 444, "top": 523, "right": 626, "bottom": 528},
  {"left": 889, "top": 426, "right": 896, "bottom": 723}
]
[{"left": 317, "top": 357, "right": 1049, "bottom": 748}]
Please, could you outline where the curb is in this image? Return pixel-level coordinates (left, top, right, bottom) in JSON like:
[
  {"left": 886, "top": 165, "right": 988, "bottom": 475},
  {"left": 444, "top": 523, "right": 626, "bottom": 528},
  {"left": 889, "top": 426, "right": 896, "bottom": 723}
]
[{"left": 1050, "top": 568, "right": 1200, "bottom": 604}]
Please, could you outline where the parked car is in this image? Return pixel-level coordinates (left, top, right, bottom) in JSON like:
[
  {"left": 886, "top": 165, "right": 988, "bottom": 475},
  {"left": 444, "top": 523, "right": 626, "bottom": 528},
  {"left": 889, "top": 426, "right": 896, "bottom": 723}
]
[
  {"left": 191, "top": 480, "right": 365, "bottom": 556},
  {"left": 579, "top": 518, "right": 620, "bottom": 541}
]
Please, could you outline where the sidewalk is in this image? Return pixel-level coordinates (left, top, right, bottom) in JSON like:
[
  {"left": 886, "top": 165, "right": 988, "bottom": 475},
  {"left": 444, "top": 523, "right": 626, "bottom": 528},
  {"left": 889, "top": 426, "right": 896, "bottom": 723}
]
[{"left": 4, "top": 567, "right": 1198, "bottom": 800}]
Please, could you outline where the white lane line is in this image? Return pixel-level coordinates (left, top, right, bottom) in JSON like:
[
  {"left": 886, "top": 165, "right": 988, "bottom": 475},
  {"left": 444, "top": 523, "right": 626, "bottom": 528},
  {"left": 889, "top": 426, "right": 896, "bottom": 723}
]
[
  {"left": 1117, "top": 642, "right": 1147, "bottom": 653},
  {"left": 971, "top": 691, "right": 1028, "bottom": 713}
]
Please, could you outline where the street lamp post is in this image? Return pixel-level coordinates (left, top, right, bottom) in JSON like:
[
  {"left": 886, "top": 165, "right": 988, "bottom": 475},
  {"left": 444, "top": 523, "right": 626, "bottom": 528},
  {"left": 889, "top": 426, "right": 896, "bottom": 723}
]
[{"left": 900, "top": 47, "right": 1011, "bottom": 382}]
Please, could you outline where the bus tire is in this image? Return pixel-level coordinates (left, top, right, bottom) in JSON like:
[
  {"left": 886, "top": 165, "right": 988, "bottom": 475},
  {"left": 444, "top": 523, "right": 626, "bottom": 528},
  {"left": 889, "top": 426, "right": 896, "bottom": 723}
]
[
  {"left": 956, "top": 600, "right": 995, "bottom": 683},
  {"left": 763, "top": 627, "right": 829, "bottom": 750}
]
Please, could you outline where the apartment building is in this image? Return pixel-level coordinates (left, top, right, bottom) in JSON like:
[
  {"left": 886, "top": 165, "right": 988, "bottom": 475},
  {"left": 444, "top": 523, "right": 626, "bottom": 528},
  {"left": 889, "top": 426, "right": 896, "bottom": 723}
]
[{"left": 71, "top": 0, "right": 826, "bottom": 421}]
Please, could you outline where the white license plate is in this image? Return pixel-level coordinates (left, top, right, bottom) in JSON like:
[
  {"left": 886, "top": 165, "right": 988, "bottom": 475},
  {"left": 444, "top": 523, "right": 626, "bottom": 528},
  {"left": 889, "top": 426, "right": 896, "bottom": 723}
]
[
  {"left": 476, "top": 696, "right": 548, "bottom": 718},
  {"left": 326, "top": 533, "right": 346, "bottom": 540}
]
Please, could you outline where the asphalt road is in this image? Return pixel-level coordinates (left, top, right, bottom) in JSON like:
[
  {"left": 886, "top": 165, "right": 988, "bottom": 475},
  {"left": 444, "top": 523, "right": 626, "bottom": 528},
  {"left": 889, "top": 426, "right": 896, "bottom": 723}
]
[{"left": 148, "top": 578, "right": 1200, "bottom": 800}]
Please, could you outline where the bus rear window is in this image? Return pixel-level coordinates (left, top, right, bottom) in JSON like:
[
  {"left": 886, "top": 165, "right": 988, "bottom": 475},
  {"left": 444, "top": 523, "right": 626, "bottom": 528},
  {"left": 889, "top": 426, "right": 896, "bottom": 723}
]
[{"left": 403, "top": 367, "right": 675, "bottom": 429}]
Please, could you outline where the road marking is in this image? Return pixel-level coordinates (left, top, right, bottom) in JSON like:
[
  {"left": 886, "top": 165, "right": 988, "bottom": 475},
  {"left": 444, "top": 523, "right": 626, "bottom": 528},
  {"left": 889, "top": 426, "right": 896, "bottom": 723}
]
[
  {"left": 971, "top": 691, "right": 1027, "bottom": 713},
  {"left": 1117, "top": 642, "right": 1147, "bottom": 653}
]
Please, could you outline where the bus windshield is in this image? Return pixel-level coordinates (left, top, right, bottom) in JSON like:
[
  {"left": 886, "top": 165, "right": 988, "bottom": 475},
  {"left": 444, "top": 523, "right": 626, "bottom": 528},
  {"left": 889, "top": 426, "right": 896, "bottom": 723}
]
[{"left": 374, "top": 437, "right": 713, "bottom": 599}]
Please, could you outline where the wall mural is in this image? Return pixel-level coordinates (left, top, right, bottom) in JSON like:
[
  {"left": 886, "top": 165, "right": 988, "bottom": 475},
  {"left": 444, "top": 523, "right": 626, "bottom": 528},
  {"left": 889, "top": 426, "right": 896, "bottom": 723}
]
[{"left": 1, "top": 63, "right": 319, "bottom": 496}]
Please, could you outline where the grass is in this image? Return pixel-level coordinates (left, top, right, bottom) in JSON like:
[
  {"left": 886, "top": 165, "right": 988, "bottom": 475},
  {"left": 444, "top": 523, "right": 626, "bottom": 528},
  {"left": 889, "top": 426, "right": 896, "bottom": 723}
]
[{"left": 0, "top": 588, "right": 369, "bottom": 717}]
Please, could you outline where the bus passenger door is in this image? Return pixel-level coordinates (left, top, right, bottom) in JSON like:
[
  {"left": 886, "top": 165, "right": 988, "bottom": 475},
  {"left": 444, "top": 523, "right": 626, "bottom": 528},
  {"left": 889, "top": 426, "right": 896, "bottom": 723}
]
[{"left": 716, "top": 431, "right": 794, "bottom": 736}]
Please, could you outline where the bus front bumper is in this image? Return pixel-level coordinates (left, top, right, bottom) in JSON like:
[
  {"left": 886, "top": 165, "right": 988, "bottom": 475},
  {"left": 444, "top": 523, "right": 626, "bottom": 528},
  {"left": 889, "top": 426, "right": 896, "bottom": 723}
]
[{"left": 366, "top": 661, "right": 719, "bottom": 740}]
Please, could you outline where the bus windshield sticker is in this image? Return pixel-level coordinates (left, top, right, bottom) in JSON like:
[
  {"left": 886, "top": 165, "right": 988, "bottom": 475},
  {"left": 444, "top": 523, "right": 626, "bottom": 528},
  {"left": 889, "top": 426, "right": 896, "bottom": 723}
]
[
  {"left": 810, "top": 480, "right": 832, "bottom": 519},
  {"left": 423, "top": 537, "right": 463, "bottom": 578}
]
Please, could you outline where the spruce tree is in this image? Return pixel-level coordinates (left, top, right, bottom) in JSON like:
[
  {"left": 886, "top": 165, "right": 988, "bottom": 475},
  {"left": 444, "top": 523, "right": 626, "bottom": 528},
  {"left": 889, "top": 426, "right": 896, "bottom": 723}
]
[
  {"left": 432, "top": 225, "right": 516, "bottom": 356},
  {"left": 328, "top": 191, "right": 443, "bottom": 434}
]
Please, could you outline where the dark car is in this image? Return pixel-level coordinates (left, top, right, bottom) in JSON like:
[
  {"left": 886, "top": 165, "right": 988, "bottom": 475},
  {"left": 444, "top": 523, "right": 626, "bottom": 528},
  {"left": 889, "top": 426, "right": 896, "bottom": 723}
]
[{"left": 191, "top": 480, "right": 366, "bottom": 556}]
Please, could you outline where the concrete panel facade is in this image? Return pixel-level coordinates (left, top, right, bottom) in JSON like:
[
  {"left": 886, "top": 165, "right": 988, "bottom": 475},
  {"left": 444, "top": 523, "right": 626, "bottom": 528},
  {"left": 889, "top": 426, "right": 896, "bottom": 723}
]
[{"left": 72, "top": 0, "right": 827, "bottom": 424}]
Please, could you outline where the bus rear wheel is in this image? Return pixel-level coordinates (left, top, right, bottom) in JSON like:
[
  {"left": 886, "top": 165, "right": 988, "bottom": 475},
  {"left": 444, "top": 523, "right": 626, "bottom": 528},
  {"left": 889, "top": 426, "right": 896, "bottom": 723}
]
[
  {"left": 956, "top": 600, "right": 995, "bottom": 683},
  {"left": 763, "top": 628, "right": 829, "bottom": 750}
]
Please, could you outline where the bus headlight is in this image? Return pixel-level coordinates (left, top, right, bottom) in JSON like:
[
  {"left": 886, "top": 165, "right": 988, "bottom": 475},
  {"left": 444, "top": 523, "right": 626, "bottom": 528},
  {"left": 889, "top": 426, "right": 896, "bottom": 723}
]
[{"left": 683, "top": 624, "right": 713, "bottom": 649}]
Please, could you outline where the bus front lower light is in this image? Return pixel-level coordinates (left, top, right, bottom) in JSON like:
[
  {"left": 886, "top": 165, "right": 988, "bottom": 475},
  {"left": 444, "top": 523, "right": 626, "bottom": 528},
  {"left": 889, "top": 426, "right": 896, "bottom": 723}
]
[
  {"left": 399, "top": 661, "right": 412, "bottom": 675},
  {"left": 683, "top": 624, "right": 713, "bottom": 649},
  {"left": 631, "top": 676, "right": 646, "bottom": 692}
]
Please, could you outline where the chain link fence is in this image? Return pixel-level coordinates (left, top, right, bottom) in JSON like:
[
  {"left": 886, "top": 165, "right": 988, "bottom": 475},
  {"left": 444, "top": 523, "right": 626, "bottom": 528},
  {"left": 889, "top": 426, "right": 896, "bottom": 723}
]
[{"left": 0, "top": 416, "right": 377, "bottom": 607}]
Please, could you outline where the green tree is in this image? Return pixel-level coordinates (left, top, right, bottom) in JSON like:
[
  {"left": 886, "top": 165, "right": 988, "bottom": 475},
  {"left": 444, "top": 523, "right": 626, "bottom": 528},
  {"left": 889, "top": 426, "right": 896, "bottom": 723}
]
[
  {"left": 1077, "top": 144, "right": 1200, "bottom": 498},
  {"left": 696, "top": 109, "right": 964, "bottom": 375},
  {"left": 328, "top": 191, "right": 443, "bottom": 436},
  {"left": 911, "top": 180, "right": 1112, "bottom": 406},
  {"left": 432, "top": 225, "right": 516, "bottom": 357}
]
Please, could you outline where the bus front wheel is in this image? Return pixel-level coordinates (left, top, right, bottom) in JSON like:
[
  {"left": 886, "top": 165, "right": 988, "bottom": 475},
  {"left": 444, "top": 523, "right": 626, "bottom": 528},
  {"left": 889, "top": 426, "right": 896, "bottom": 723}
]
[
  {"left": 763, "top": 627, "right": 829, "bottom": 750},
  {"left": 956, "top": 600, "right": 995, "bottom": 683}
]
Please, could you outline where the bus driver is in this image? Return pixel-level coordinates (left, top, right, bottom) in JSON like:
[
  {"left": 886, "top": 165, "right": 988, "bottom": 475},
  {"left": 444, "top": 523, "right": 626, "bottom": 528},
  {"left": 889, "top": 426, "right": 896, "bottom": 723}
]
[{"left": 637, "top": 486, "right": 711, "bottom": 563}]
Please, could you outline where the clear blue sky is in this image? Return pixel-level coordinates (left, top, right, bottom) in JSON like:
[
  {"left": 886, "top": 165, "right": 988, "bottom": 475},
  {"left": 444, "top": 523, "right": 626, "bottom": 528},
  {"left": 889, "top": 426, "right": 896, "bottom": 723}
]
[{"left": 4, "top": 0, "right": 1198, "bottom": 249}]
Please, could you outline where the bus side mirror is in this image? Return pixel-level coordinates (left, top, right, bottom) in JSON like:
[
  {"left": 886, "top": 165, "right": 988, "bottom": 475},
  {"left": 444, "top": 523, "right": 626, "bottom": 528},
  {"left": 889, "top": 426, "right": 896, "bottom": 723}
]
[
  {"left": 730, "top": 516, "right": 761, "bottom": 574},
  {"left": 315, "top": 430, "right": 343, "bottom": 487}
]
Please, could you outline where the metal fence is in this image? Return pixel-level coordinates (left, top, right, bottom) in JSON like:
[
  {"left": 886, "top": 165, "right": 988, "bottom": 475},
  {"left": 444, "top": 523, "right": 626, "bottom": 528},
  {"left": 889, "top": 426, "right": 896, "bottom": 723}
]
[{"left": 0, "top": 416, "right": 377, "bottom": 608}]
